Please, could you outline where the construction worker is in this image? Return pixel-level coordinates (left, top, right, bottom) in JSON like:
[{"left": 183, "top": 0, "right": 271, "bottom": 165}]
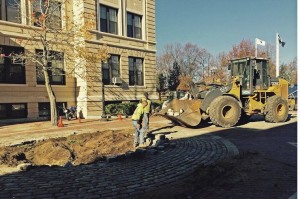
[
  {"left": 142, "top": 92, "right": 152, "bottom": 134},
  {"left": 132, "top": 99, "right": 148, "bottom": 148}
]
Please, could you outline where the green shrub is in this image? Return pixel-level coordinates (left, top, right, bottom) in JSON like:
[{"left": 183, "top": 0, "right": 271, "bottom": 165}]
[
  {"left": 105, "top": 104, "right": 119, "bottom": 115},
  {"left": 105, "top": 102, "right": 138, "bottom": 116},
  {"left": 105, "top": 101, "right": 163, "bottom": 116},
  {"left": 121, "top": 102, "right": 138, "bottom": 115}
]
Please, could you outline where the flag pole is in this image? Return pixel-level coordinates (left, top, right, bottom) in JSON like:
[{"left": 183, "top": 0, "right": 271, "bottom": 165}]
[
  {"left": 276, "top": 33, "right": 279, "bottom": 77},
  {"left": 255, "top": 38, "right": 257, "bottom": 57}
]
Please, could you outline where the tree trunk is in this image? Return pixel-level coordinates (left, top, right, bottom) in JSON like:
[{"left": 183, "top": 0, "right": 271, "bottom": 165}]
[
  {"left": 41, "top": 26, "right": 58, "bottom": 126},
  {"left": 43, "top": 68, "right": 58, "bottom": 126},
  {"left": 158, "top": 91, "right": 161, "bottom": 101}
]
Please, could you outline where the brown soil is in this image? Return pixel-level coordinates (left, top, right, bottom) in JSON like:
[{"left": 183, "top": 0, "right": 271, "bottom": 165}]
[{"left": 0, "top": 130, "right": 134, "bottom": 168}]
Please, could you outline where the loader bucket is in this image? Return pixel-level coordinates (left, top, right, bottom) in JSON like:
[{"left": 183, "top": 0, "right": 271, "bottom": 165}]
[{"left": 155, "top": 99, "right": 202, "bottom": 127}]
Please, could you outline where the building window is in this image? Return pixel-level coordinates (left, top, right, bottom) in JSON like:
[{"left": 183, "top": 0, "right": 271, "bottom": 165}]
[
  {"left": 0, "top": 103, "right": 27, "bottom": 119},
  {"left": 0, "top": 45, "right": 25, "bottom": 84},
  {"left": 129, "top": 57, "right": 143, "bottom": 86},
  {"left": 0, "top": 0, "right": 21, "bottom": 23},
  {"left": 100, "top": 4, "right": 118, "bottom": 34},
  {"left": 38, "top": 102, "right": 66, "bottom": 117},
  {"left": 127, "top": 12, "right": 142, "bottom": 39},
  {"left": 32, "top": 0, "right": 62, "bottom": 29},
  {"left": 36, "top": 50, "right": 65, "bottom": 85},
  {"left": 102, "top": 55, "right": 120, "bottom": 85}
]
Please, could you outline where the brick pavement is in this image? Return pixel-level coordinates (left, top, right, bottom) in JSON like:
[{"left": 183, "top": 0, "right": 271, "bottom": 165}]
[
  {"left": 1, "top": 114, "right": 295, "bottom": 198},
  {"left": 0, "top": 133, "right": 239, "bottom": 198}
]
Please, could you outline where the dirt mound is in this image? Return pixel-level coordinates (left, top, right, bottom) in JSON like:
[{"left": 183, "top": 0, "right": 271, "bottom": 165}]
[
  {"left": 0, "top": 130, "right": 134, "bottom": 168},
  {"left": 28, "top": 140, "right": 72, "bottom": 166}
]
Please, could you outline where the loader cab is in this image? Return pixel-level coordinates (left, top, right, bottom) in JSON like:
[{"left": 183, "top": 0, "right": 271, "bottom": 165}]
[{"left": 229, "top": 57, "right": 270, "bottom": 95}]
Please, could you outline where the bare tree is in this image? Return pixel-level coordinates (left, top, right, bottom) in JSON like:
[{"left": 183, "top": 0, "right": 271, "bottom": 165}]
[
  {"left": 279, "top": 57, "right": 297, "bottom": 84},
  {"left": 289, "top": 57, "right": 297, "bottom": 85},
  {"left": 157, "top": 43, "right": 212, "bottom": 85},
  {"left": 2, "top": 0, "right": 109, "bottom": 125},
  {"left": 208, "top": 53, "right": 230, "bottom": 83}
]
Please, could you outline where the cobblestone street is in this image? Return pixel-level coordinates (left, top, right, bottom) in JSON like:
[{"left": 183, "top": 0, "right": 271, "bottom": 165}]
[
  {"left": 0, "top": 134, "right": 238, "bottom": 198},
  {"left": 0, "top": 112, "right": 297, "bottom": 198}
]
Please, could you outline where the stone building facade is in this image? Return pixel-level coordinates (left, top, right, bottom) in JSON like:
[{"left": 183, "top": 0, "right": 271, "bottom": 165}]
[{"left": 0, "top": 0, "right": 156, "bottom": 122}]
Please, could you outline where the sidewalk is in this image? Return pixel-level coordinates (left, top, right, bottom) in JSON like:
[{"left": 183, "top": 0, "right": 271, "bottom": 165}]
[{"left": 0, "top": 116, "right": 170, "bottom": 147}]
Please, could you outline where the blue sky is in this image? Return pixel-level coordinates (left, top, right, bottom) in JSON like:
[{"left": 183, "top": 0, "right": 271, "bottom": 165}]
[{"left": 155, "top": 0, "right": 297, "bottom": 64}]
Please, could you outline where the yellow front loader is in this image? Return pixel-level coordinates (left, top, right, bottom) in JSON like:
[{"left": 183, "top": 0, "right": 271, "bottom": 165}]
[{"left": 156, "top": 57, "right": 289, "bottom": 128}]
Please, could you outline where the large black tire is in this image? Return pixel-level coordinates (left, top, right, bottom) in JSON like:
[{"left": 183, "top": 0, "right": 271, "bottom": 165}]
[
  {"left": 209, "top": 96, "right": 241, "bottom": 128},
  {"left": 265, "top": 96, "right": 288, "bottom": 123}
]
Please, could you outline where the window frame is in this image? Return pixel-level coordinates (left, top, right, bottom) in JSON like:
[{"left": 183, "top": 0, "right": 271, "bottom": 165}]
[
  {"left": 128, "top": 57, "right": 144, "bottom": 86},
  {"left": 36, "top": 49, "right": 65, "bottom": 85},
  {"left": 102, "top": 54, "right": 120, "bottom": 85},
  {"left": 38, "top": 102, "right": 66, "bottom": 117},
  {"left": 0, "top": 0, "right": 22, "bottom": 23},
  {"left": 0, "top": 103, "right": 27, "bottom": 119},
  {"left": 99, "top": 4, "right": 118, "bottom": 35},
  {"left": 0, "top": 45, "right": 26, "bottom": 84},
  {"left": 127, "top": 12, "right": 142, "bottom": 39}
]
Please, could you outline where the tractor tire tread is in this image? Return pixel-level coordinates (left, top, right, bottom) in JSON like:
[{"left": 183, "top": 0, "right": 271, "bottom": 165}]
[
  {"left": 265, "top": 95, "right": 288, "bottom": 123},
  {"left": 209, "top": 96, "right": 224, "bottom": 127},
  {"left": 209, "top": 96, "right": 241, "bottom": 128}
]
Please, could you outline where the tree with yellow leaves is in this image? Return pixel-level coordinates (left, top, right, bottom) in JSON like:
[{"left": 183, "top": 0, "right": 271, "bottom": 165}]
[{"left": 177, "top": 75, "right": 193, "bottom": 91}]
